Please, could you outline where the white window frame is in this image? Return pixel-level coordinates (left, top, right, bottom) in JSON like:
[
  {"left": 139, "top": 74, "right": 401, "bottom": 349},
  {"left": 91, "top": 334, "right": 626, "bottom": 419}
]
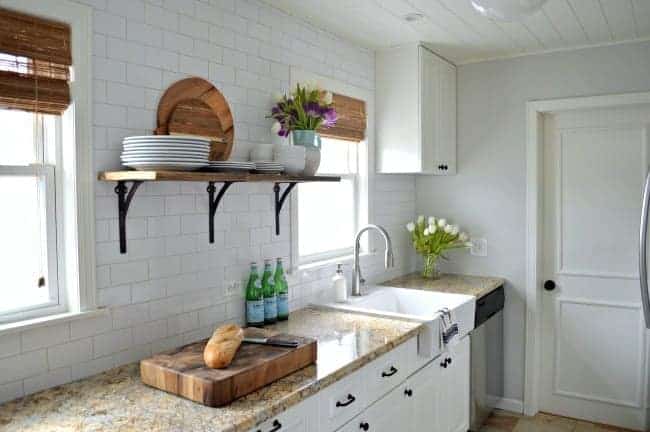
[
  {"left": 0, "top": 162, "right": 62, "bottom": 321},
  {"left": 0, "top": 0, "right": 97, "bottom": 331},
  {"left": 288, "top": 68, "right": 374, "bottom": 270}
]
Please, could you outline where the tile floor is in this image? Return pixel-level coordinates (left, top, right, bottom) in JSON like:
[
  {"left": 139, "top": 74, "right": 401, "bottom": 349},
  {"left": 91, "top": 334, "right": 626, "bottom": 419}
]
[{"left": 479, "top": 410, "right": 633, "bottom": 432}]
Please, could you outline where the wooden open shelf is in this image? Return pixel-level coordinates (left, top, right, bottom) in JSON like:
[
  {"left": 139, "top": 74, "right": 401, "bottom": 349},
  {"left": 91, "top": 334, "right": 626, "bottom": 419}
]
[
  {"left": 98, "top": 170, "right": 340, "bottom": 183},
  {"left": 97, "top": 170, "right": 341, "bottom": 254}
]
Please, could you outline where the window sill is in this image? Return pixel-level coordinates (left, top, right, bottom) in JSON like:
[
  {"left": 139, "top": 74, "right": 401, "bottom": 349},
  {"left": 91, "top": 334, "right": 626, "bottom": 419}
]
[
  {"left": 295, "top": 251, "right": 377, "bottom": 272},
  {"left": 0, "top": 308, "right": 109, "bottom": 336}
]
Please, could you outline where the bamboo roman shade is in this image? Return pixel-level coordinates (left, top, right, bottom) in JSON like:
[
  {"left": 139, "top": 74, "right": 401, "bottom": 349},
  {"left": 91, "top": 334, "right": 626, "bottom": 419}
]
[
  {"left": 319, "top": 93, "right": 366, "bottom": 142},
  {"left": 0, "top": 7, "right": 72, "bottom": 115}
]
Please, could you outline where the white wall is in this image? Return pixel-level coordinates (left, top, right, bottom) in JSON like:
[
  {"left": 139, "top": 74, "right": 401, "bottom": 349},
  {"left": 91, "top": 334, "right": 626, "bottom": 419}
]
[
  {"left": 0, "top": 0, "right": 415, "bottom": 403},
  {"left": 416, "top": 40, "right": 650, "bottom": 404}
]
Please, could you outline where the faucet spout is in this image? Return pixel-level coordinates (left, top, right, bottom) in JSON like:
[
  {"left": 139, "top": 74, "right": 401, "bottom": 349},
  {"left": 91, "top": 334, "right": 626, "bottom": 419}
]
[{"left": 352, "top": 224, "right": 394, "bottom": 296}]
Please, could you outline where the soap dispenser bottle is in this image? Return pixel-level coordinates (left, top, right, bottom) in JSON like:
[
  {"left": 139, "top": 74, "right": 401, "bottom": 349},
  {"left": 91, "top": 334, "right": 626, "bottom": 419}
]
[{"left": 333, "top": 263, "right": 347, "bottom": 303}]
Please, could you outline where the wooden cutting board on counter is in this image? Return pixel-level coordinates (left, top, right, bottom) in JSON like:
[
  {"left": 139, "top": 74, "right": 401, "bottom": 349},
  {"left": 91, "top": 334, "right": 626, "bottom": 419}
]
[{"left": 140, "top": 332, "right": 317, "bottom": 407}]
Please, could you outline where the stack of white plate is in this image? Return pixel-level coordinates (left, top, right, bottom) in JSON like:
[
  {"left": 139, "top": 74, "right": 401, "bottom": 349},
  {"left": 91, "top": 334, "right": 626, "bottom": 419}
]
[
  {"left": 253, "top": 161, "right": 284, "bottom": 174},
  {"left": 121, "top": 135, "right": 210, "bottom": 171},
  {"left": 206, "top": 161, "right": 255, "bottom": 172}
]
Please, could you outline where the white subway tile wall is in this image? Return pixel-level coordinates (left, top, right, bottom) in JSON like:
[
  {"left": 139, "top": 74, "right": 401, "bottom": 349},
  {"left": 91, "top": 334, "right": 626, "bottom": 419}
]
[{"left": 0, "top": 0, "right": 416, "bottom": 403}]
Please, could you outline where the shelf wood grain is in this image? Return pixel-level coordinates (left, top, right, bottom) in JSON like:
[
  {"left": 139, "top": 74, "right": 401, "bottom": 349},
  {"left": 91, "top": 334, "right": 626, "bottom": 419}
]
[{"left": 98, "top": 170, "right": 341, "bottom": 183}]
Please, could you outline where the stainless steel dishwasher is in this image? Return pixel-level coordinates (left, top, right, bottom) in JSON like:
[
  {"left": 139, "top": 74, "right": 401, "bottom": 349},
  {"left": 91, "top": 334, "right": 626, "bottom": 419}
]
[{"left": 470, "top": 285, "right": 505, "bottom": 431}]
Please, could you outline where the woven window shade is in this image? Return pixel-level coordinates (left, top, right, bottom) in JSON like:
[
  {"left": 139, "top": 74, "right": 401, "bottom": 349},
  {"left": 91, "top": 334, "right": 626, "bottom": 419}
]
[
  {"left": 0, "top": 8, "right": 72, "bottom": 115},
  {"left": 319, "top": 93, "right": 366, "bottom": 142}
]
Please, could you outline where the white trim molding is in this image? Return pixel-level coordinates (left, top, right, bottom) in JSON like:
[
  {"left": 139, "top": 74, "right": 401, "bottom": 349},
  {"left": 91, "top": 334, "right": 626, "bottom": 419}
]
[
  {"left": 487, "top": 395, "right": 524, "bottom": 414},
  {"left": 524, "top": 91, "right": 650, "bottom": 418},
  {"left": 0, "top": 0, "right": 96, "bottom": 324}
]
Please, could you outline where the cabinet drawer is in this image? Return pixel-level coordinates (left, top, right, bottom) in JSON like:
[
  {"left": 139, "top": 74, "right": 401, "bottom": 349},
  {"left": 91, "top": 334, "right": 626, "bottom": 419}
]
[
  {"left": 319, "top": 367, "right": 366, "bottom": 431},
  {"left": 365, "top": 337, "right": 417, "bottom": 402},
  {"left": 338, "top": 382, "right": 409, "bottom": 432},
  {"left": 250, "top": 396, "right": 318, "bottom": 432}
]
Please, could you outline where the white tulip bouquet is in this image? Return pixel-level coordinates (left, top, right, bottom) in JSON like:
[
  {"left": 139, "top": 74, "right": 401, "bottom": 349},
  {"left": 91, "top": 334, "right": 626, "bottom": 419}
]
[{"left": 406, "top": 215, "right": 471, "bottom": 278}]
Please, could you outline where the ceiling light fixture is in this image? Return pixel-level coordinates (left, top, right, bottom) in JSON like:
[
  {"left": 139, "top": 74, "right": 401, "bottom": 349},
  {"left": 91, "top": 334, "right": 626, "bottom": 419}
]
[
  {"left": 470, "top": 0, "right": 548, "bottom": 22},
  {"left": 403, "top": 12, "right": 425, "bottom": 23}
]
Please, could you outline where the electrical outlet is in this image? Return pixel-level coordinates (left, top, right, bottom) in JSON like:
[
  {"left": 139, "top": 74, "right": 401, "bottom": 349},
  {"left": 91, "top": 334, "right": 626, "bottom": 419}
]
[
  {"left": 226, "top": 280, "right": 241, "bottom": 297},
  {"left": 470, "top": 238, "right": 487, "bottom": 257}
]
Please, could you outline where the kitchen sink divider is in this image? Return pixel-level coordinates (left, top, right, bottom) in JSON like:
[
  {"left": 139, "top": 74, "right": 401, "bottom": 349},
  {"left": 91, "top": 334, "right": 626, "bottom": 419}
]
[{"left": 98, "top": 171, "right": 340, "bottom": 254}]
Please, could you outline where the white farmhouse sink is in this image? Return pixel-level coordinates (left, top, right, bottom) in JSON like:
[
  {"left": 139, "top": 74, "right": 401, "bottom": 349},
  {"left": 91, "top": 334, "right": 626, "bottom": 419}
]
[{"left": 318, "top": 286, "right": 476, "bottom": 359}]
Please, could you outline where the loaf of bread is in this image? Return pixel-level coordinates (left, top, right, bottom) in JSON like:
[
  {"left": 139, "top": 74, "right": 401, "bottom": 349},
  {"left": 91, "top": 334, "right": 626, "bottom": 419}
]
[{"left": 203, "top": 324, "right": 244, "bottom": 369}]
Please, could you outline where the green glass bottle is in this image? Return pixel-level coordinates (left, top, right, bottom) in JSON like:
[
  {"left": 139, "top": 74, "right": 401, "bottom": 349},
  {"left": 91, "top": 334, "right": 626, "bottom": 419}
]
[
  {"left": 275, "top": 258, "right": 289, "bottom": 321},
  {"left": 262, "top": 259, "right": 277, "bottom": 324},
  {"left": 245, "top": 262, "right": 264, "bottom": 327}
]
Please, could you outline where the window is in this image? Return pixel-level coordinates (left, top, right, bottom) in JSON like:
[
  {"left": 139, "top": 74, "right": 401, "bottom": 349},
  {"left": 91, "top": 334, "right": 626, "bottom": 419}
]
[
  {"left": 298, "top": 138, "right": 360, "bottom": 262},
  {"left": 0, "top": 110, "right": 63, "bottom": 319},
  {"left": 0, "top": 2, "right": 94, "bottom": 327},
  {"left": 288, "top": 70, "right": 372, "bottom": 268}
]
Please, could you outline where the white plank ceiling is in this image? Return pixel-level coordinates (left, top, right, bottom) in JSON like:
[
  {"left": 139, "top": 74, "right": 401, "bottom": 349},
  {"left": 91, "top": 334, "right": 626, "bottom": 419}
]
[{"left": 261, "top": 0, "right": 650, "bottom": 64}]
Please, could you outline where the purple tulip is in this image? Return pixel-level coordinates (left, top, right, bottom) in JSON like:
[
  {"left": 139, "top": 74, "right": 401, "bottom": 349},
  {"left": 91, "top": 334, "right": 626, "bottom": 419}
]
[
  {"left": 304, "top": 102, "right": 321, "bottom": 118},
  {"left": 322, "top": 107, "right": 338, "bottom": 127}
]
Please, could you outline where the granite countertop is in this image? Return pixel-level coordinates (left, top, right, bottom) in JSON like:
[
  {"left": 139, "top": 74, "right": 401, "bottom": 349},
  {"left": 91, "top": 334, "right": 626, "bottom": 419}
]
[
  {"left": 0, "top": 307, "right": 422, "bottom": 432},
  {"left": 381, "top": 272, "right": 505, "bottom": 298}
]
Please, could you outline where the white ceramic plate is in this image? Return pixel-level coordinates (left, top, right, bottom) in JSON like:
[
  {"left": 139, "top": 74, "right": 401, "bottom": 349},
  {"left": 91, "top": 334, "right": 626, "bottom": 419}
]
[
  {"left": 123, "top": 143, "right": 210, "bottom": 149},
  {"left": 121, "top": 150, "right": 209, "bottom": 156},
  {"left": 122, "top": 156, "right": 207, "bottom": 161},
  {"left": 123, "top": 135, "right": 211, "bottom": 143},
  {"left": 124, "top": 162, "right": 207, "bottom": 171},
  {"left": 203, "top": 166, "right": 252, "bottom": 172},
  {"left": 209, "top": 162, "right": 255, "bottom": 168}
]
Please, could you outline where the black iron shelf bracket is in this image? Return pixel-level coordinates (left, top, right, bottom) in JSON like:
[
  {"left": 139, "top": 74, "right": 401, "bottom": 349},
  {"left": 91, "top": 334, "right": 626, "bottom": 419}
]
[
  {"left": 115, "top": 180, "right": 144, "bottom": 254},
  {"left": 273, "top": 182, "right": 297, "bottom": 236},
  {"left": 207, "top": 181, "right": 234, "bottom": 243}
]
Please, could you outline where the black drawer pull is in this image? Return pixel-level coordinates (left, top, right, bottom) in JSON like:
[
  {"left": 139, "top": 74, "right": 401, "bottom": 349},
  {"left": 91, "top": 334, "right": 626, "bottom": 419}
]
[
  {"left": 269, "top": 420, "right": 282, "bottom": 432},
  {"left": 360, "top": 422, "right": 369, "bottom": 431},
  {"left": 336, "top": 393, "right": 356, "bottom": 407},
  {"left": 440, "top": 361, "right": 448, "bottom": 368},
  {"left": 381, "top": 366, "right": 398, "bottom": 377},
  {"left": 404, "top": 388, "right": 413, "bottom": 397}
]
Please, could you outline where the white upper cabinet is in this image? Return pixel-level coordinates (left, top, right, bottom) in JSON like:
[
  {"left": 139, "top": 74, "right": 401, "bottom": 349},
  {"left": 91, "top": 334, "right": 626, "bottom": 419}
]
[{"left": 376, "top": 44, "right": 457, "bottom": 175}]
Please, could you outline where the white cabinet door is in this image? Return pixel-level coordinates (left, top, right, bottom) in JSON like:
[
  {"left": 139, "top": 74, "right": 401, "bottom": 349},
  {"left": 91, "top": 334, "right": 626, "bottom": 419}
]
[
  {"left": 407, "top": 336, "right": 470, "bottom": 432},
  {"left": 251, "top": 396, "right": 318, "bottom": 432},
  {"left": 339, "top": 383, "right": 409, "bottom": 432},
  {"left": 376, "top": 43, "right": 456, "bottom": 175},
  {"left": 420, "top": 46, "right": 457, "bottom": 176},
  {"left": 445, "top": 337, "right": 470, "bottom": 432},
  {"left": 406, "top": 357, "right": 445, "bottom": 432}
]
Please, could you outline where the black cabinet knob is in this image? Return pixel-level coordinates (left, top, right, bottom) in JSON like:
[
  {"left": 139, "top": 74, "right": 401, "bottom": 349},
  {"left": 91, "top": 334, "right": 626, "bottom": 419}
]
[
  {"left": 544, "top": 280, "right": 556, "bottom": 291},
  {"left": 446, "top": 357, "right": 452, "bottom": 365},
  {"left": 360, "top": 422, "right": 369, "bottom": 431},
  {"left": 440, "top": 361, "right": 447, "bottom": 368},
  {"left": 404, "top": 388, "right": 413, "bottom": 397}
]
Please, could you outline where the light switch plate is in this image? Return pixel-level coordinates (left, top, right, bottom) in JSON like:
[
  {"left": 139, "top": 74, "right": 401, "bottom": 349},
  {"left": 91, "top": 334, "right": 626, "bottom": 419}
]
[{"left": 470, "top": 238, "right": 487, "bottom": 257}]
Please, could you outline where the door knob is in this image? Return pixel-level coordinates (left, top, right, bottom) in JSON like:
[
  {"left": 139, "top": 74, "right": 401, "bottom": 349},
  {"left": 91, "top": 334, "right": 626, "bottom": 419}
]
[{"left": 544, "top": 280, "right": 556, "bottom": 291}]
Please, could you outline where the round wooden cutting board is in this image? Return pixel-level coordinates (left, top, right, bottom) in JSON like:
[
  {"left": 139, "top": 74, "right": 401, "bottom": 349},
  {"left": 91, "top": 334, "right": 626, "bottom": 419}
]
[{"left": 155, "top": 77, "right": 234, "bottom": 161}]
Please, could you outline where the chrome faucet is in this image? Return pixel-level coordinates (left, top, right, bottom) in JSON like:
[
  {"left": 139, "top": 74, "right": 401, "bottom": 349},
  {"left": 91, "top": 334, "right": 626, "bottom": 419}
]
[{"left": 352, "top": 224, "right": 394, "bottom": 296}]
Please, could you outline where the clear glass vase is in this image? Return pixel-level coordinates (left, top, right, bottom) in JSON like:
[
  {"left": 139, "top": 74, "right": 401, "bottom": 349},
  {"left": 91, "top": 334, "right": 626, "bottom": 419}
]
[{"left": 422, "top": 254, "right": 441, "bottom": 279}]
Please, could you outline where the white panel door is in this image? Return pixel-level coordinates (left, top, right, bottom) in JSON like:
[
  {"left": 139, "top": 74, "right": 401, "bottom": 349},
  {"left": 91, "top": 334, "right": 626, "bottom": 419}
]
[{"left": 541, "top": 106, "right": 650, "bottom": 430}]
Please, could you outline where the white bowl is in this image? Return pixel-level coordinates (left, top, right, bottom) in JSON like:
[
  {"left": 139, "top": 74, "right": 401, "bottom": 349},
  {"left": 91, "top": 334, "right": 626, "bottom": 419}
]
[
  {"left": 274, "top": 145, "right": 305, "bottom": 175},
  {"left": 250, "top": 144, "right": 274, "bottom": 161}
]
